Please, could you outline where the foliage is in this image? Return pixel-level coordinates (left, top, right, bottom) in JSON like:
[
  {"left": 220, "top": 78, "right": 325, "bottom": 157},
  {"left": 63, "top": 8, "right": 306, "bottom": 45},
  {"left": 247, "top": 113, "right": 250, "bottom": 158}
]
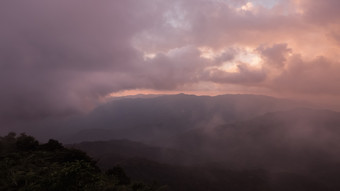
[
  {"left": 0, "top": 132, "right": 164, "bottom": 191},
  {"left": 106, "top": 165, "right": 131, "bottom": 185}
]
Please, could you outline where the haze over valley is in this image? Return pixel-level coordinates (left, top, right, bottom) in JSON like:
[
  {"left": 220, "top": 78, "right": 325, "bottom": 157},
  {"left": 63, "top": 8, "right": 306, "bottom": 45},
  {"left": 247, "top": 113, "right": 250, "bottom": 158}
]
[{"left": 2, "top": 0, "right": 340, "bottom": 190}]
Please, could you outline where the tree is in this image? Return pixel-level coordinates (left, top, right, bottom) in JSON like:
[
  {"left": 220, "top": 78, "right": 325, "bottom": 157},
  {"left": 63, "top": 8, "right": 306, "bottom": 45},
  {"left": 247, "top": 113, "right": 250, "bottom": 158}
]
[
  {"left": 43, "top": 160, "right": 102, "bottom": 191},
  {"left": 0, "top": 132, "right": 163, "bottom": 191},
  {"left": 40, "top": 139, "right": 63, "bottom": 151},
  {"left": 16, "top": 133, "right": 39, "bottom": 151},
  {"left": 106, "top": 165, "right": 131, "bottom": 185},
  {"left": 0, "top": 132, "right": 17, "bottom": 153}
]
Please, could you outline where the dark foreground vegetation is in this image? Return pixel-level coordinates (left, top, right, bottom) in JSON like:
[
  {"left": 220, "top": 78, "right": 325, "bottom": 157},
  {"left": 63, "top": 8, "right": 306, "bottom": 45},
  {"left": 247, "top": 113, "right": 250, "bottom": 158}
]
[
  {"left": 0, "top": 132, "right": 165, "bottom": 191},
  {"left": 1, "top": 132, "right": 339, "bottom": 191}
]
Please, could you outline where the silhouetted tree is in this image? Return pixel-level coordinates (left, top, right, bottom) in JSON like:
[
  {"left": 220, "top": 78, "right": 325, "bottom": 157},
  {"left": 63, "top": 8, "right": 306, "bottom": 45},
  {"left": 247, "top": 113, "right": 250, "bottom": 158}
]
[
  {"left": 0, "top": 132, "right": 17, "bottom": 153},
  {"left": 16, "top": 133, "right": 39, "bottom": 151},
  {"left": 40, "top": 139, "right": 63, "bottom": 151}
]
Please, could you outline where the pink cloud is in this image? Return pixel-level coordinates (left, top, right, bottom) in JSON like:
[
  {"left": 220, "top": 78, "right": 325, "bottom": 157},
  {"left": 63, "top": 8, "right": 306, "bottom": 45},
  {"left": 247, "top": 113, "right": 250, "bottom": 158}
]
[{"left": 1, "top": 0, "right": 340, "bottom": 123}]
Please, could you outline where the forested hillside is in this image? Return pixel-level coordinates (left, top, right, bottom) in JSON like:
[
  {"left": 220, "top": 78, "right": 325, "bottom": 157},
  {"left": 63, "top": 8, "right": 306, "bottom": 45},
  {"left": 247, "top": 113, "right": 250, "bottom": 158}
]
[{"left": 0, "top": 132, "right": 165, "bottom": 191}]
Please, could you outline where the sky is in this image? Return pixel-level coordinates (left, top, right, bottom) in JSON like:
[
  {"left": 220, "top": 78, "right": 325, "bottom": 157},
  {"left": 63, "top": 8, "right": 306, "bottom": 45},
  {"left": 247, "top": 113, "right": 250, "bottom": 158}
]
[{"left": 1, "top": 0, "right": 340, "bottom": 126}]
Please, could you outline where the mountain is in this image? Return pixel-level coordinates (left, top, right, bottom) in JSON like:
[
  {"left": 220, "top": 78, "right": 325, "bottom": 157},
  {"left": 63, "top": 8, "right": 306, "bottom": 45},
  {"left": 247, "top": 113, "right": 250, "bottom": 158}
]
[
  {"left": 64, "top": 94, "right": 307, "bottom": 144},
  {"left": 69, "top": 139, "right": 204, "bottom": 166},
  {"left": 69, "top": 138, "right": 335, "bottom": 191},
  {"left": 69, "top": 107, "right": 340, "bottom": 172},
  {"left": 64, "top": 101, "right": 340, "bottom": 190},
  {"left": 173, "top": 108, "right": 340, "bottom": 172}
]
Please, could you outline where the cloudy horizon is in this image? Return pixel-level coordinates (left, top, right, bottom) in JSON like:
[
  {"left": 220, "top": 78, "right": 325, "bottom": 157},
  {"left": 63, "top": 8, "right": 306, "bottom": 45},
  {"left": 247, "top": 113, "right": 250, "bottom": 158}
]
[{"left": 1, "top": 0, "right": 340, "bottom": 127}]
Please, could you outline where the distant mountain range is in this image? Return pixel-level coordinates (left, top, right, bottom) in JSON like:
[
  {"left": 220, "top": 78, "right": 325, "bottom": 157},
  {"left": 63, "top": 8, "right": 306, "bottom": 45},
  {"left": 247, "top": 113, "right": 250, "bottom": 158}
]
[
  {"left": 64, "top": 94, "right": 309, "bottom": 144},
  {"left": 68, "top": 139, "right": 203, "bottom": 166},
  {"left": 173, "top": 108, "right": 340, "bottom": 170},
  {"left": 64, "top": 94, "right": 340, "bottom": 190},
  {"left": 69, "top": 136, "right": 337, "bottom": 191}
]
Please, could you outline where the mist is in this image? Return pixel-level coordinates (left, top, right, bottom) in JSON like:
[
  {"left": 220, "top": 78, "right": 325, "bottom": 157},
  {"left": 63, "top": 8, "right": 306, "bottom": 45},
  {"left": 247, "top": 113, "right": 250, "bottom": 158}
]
[{"left": 2, "top": 0, "right": 340, "bottom": 190}]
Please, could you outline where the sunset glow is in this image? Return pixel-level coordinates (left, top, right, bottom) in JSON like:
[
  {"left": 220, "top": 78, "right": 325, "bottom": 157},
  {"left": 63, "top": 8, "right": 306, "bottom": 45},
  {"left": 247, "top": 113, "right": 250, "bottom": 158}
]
[
  {"left": 3, "top": 2, "right": 340, "bottom": 189},
  {"left": 1, "top": 0, "right": 340, "bottom": 118}
]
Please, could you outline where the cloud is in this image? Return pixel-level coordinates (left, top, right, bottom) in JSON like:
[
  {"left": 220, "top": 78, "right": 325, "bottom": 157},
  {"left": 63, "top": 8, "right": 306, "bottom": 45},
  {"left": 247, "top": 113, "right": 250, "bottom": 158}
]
[
  {"left": 1, "top": 0, "right": 340, "bottom": 127},
  {"left": 296, "top": 0, "right": 340, "bottom": 24},
  {"left": 0, "top": 0, "right": 163, "bottom": 122},
  {"left": 271, "top": 55, "right": 340, "bottom": 95},
  {"left": 202, "top": 62, "right": 266, "bottom": 84},
  {"left": 257, "top": 43, "right": 291, "bottom": 68}
]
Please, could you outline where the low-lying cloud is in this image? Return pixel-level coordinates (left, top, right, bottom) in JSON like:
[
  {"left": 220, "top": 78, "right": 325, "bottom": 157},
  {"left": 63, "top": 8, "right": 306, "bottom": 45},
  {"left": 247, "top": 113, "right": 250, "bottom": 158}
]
[{"left": 1, "top": 0, "right": 340, "bottom": 126}]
